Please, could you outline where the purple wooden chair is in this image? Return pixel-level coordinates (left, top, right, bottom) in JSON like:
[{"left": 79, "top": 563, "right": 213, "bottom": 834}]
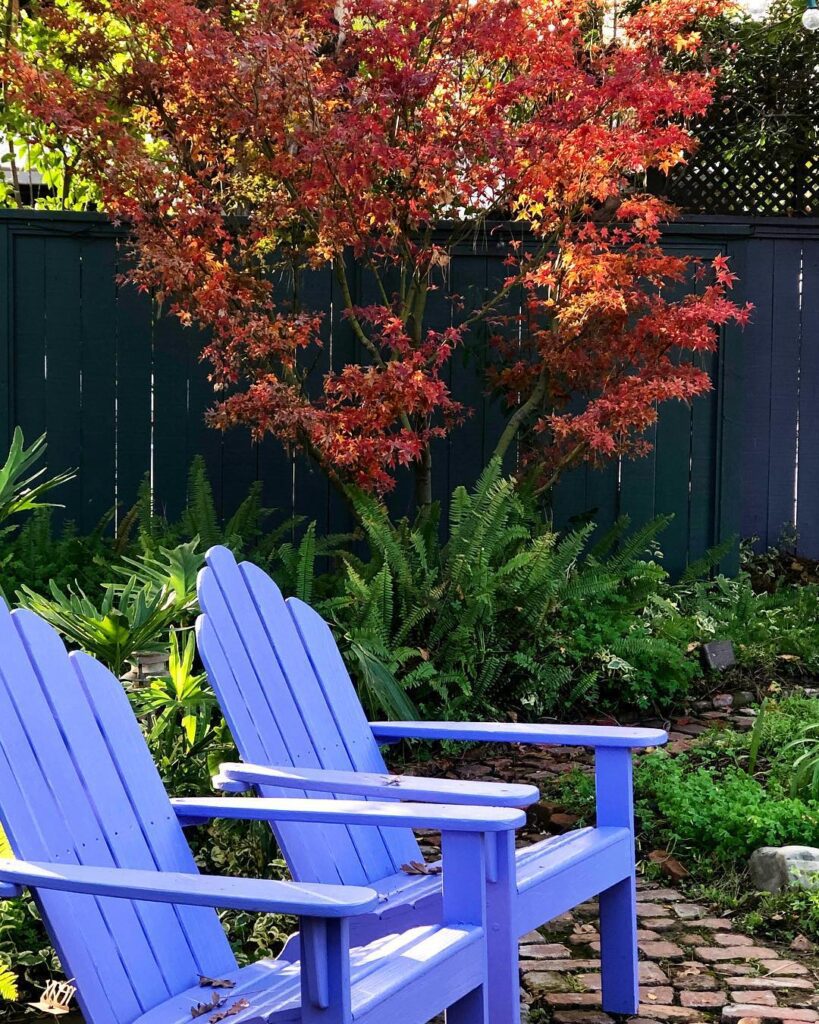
[
  {"left": 0, "top": 601, "right": 527, "bottom": 1024},
  {"left": 197, "top": 546, "right": 668, "bottom": 1022}
]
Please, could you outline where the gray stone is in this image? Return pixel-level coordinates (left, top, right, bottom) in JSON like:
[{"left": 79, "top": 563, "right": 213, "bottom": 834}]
[{"left": 749, "top": 846, "right": 819, "bottom": 893}]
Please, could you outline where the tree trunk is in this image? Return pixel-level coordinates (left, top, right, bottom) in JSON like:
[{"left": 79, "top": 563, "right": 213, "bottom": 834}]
[{"left": 415, "top": 444, "right": 433, "bottom": 510}]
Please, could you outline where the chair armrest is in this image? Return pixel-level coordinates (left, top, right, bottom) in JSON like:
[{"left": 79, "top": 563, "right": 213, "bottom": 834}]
[
  {"left": 171, "top": 796, "right": 526, "bottom": 832},
  {"left": 369, "top": 721, "right": 668, "bottom": 749},
  {"left": 214, "top": 761, "right": 540, "bottom": 808},
  {"left": 0, "top": 859, "right": 378, "bottom": 918}
]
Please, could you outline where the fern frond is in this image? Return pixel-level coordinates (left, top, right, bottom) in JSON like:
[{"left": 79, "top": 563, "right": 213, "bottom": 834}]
[
  {"left": 181, "top": 456, "right": 220, "bottom": 549},
  {"left": 0, "top": 964, "right": 17, "bottom": 1002},
  {"left": 294, "top": 523, "right": 316, "bottom": 604},
  {"left": 224, "top": 481, "right": 269, "bottom": 550}
]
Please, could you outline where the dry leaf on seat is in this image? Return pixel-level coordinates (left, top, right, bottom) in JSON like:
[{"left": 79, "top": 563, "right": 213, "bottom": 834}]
[
  {"left": 210, "top": 998, "right": 250, "bottom": 1022},
  {"left": 191, "top": 991, "right": 223, "bottom": 1018}
]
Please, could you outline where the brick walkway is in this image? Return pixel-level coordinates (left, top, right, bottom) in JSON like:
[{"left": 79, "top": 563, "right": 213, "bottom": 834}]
[{"left": 521, "top": 880, "right": 818, "bottom": 1023}]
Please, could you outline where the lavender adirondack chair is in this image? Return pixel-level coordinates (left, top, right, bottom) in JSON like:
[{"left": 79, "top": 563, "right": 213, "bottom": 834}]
[
  {"left": 0, "top": 601, "right": 527, "bottom": 1024},
  {"left": 196, "top": 546, "right": 668, "bottom": 1022}
]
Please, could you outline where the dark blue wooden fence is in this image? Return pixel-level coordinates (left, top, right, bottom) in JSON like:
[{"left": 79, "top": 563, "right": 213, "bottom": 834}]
[{"left": 1, "top": 210, "right": 816, "bottom": 574}]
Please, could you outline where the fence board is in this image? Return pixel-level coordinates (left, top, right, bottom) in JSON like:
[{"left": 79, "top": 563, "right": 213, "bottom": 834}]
[
  {"left": 619, "top": 427, "right": 657, "bottom": 529},
  {"left": 689, "top": 348, "right": 717, "bottom": 563},
  {"left": 0, "top": 221, "right": 10, "bottom": 449},
  {"left": 654, "top": 393, "right": 694, "bottom": 578},
  {"left": 45, "top": 237, "right": 83, "bottom": 525},
  {"left": 797, "top": 240, "right": 819, "bottom": 555},
  {"left": 447, "top": 254, "right": 488, "bottom": 500},
  {"left": 13, "top": 234, "right": 47, "bottom": 445},
  {"left": 79, "top": 238, "right": 118, "bottom": 531},
  {"left": 740, "top": 238, "right": 775, "bottom": 545},
  {"left": 715, "top": 237, "right": 746, "bottom": 575},
  {"left": 426, "top": 255, "right": 454, "bottom": 533},
  {"left": 113, "top": 258, "right": 152, "bottom": 519},
  {"left": 766, "top": 239, "right": 802, "bottom": 544},
  {"left": 186, "top": 332, "right": 225, "bottom": 520},
  {"left": 152, "top": 305, "right": 193, "bottom": 522}
]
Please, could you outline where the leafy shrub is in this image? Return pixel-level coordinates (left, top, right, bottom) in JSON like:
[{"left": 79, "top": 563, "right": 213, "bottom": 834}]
[
  {"left": 128, "top": 629, "right": 218, "bottom": 759},
  {"left": 17, "top": 576, "right": 183, "bottom": 677},
  {"left": 135, "top": 456, "right": 281, "bottom": 558},
  {"left": 634, "top": 752, "right": 819, "bottom": 862},
  {"left": 1, "top": 508, "right": 117, "bottom": 596},
  {"left": 694, "top": 695, "right": 819, "bottom": 797},
  {"left": 553, "top": 712, "right": 819, "bottom": 872},
  {"left": 0, "top": 897, "right": 58, "bottom": 1007},
  {"left": 0, "top": 429, "right": 74, "bottom": 532},
  {"left": 738, "top": 887, "right": 819, "bottom": 945}
]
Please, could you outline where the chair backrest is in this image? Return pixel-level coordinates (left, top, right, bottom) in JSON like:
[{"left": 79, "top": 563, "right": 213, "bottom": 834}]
[
  {"left": 196, "top": 545, "right": 421, "bottom": 886},
  {"left": 0, "top": 603, "right": 236, "bottom": 1024}
]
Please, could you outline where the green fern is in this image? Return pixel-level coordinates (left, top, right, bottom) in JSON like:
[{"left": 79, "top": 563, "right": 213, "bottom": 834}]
[
  {"left": 181, "top": 456, "right": 221, "bottom": 549},
  {"left": 224, "top": 481, "right": 268, "bottom": 553},
  {"left": 332, "top": 461, "right": 696, "bottom": 719}
]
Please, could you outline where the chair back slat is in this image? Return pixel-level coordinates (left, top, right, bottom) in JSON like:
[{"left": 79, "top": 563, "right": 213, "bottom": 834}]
[{"left": 198, "top": 547, "right": 420, "bottom": 885}]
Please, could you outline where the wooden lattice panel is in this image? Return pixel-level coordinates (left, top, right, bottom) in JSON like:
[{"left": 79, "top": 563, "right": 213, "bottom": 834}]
[{"left": 650, "top": 115, "right": 819, "bottom": 218}]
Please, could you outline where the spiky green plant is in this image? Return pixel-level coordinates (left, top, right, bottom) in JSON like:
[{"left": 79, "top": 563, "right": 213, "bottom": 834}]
[
  {"left": 0, "top": 428, "right": 75, "bottom": 531},
  {"left": 16, "top": 577, "right": 178, "bottom": 676},
  {"left": 128, "top": 629, "right": 217, "bottom": 752},
  {"left": 113, "top": 539, "right": 202, "bottom": 618}
]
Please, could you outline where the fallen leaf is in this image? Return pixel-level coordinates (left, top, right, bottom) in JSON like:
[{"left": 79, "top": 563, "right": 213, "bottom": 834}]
[
  {"left": 647, "top": 849, "right": 690, "bottom": 881},
  {"left": 199, "top": 977, "right": 236, "bottom": 989},
  {"left": 191, "top": 992, "right": 223, "bottom": 1018},
  {"left": 400, "top": 860, "right": 442, "bottom": 876},
  {"left": 210, "top": 998, "right": 250, "bottom": 1022}
]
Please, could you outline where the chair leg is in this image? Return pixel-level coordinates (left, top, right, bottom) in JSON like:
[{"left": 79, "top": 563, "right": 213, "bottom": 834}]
[
  {"left": 300, "top": 918, "right": 352, "bottom": 1024},
  {"left": 486, "top": 834, "right": 521, "bottom": 1024},
  {"left": 446, "top": 986, "right": 487, "bottom": 1024},
  {"left": 599, "top": 873, "right": 639, "bottom": 1015}
]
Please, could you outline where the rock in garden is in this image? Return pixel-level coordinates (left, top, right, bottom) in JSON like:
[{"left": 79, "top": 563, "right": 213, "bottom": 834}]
[{"left": 749, "top": 846, "right": 819, "bottom": 893}]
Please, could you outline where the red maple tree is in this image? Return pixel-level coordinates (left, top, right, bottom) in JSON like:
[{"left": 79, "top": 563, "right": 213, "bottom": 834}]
[{"left": 5, "top": 0, "right": 750, "bottom": 505}]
